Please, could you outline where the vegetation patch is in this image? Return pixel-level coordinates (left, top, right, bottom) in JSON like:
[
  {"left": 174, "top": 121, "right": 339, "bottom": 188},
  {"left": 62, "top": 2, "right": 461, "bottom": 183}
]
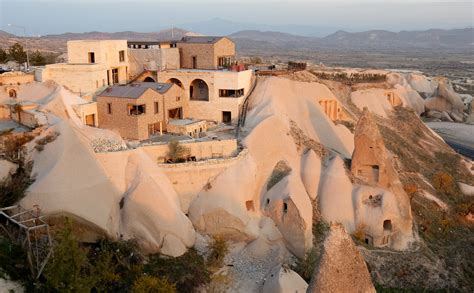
[
  {"left": 267, "top": 160, "right": 291, "bottom": 190},
  {"left": 34, "top": 132, "right": 60, "bottom": 152},
  {"left": 166, "top": 140, "right": 191, "bottom": 163},
  {"left": 310, "top": 70, "right": 387, "bottom": 84},
  {"left": 207, "top": 235, "right": 228, "bottom": 269}
]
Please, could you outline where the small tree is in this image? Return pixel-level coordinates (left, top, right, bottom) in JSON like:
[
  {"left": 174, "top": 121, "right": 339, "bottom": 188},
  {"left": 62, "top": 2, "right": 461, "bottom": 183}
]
[
  {"left": 0, "top": 48, "right": 8, "bottom": 63},
  {"left": 43, "top": 218, "right": 95, "bottom": 292},
  {"left": 8, "top": 43, "right": 27, "bottom": 64},
  {"left": 30, "top": 50, "right": 46, "bottom": 66},
  {"left": 132, "top": 275, "right": 176, "bottom": 293},
  {"left": 432, "top": 172, "right": 456, "bottom": 196},
  {"left": 207, "top": 235, "right": 228, "bottom": 268},
  {"left": 166, "top": 140, "right": 191, "bottom": 163}
]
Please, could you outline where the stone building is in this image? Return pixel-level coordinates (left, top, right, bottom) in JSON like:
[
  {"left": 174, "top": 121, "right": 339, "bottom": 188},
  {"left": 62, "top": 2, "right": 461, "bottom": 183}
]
[
  {"left": 97, "top": 82, "right": 184, "bottom": 140},
  {"left": 127, "top": 41, "right": 180, "bottom": 79},
  {"left": 129, "top": 36, "right": 253, "bottom": 124},
  {"left": 177, "top": 36, "right": 235, "bottom": 70},
  {"left": 39, "top": 40, "right": 129, "bottom": 96},
  {"left": 157, "top": 69, "right": 253, "bottom": 123}
]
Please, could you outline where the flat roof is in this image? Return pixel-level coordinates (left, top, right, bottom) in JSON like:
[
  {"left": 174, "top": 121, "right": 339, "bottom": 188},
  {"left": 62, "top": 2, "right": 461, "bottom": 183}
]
[
  {"left": 180, "top": 36, "right": 225, "bottom": 44},
  {"left": 126, "top": 36, "right": 228, "bottom": 46},
  {"left": 168, "top": 119, "right": 204, "bottom": 126},
  {"left": 98, "top": 82, "right": 173, "bottom": 99}
]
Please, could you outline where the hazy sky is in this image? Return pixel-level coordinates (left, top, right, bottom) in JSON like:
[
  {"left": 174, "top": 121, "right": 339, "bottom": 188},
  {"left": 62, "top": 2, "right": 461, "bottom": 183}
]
[{"left": 0, "top": 0, "right": 472, "bottom": 36}]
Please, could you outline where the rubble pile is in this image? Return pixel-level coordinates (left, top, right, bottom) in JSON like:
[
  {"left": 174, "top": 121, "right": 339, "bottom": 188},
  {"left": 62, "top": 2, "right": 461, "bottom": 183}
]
[{"left": 91, "top": 138, "right": 127, "bottom": 153}]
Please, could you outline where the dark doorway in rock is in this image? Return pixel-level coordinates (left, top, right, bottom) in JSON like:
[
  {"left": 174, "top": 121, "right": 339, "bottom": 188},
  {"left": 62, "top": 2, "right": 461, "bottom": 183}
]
[
  {"left": 143, "top": 76, "right": 156, "bottom": 82},
  {"left": 372, "top": 165, "right": 380, "bottom": 183},
  {"left": 383, "top": 219, "right": 392, "bottom": 231},
  {"left": 222, "top": 111, "right": 232, "bottom": 124}
]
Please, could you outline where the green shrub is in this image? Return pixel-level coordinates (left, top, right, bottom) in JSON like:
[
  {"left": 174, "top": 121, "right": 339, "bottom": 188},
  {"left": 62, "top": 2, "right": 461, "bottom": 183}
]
[
  {"left": 0, "top": 161, "right": 34, "bottom": 207},
  {"left": 43, "top": 219, "right": 95, "bottom": 292},
  {"left": 267, "top": 160, "right": 291, "bottom": 190},
  {"left": 132, "top": 275, "right": 176, "bottom": 293},
  {"left": 432, "top": 172, "right": 456, "bottom": 196},
  {"left": 293, "top": 247, "right": 319, "bottom": 282},
  {"left": 145, "top": 249, "right": 211, "bottom": 292},
  {"left": 207, "top": 236, "right": 228, "bottom": 268},
  {"left": 166, "top": 141, "right": 191, "bottom": 163}
]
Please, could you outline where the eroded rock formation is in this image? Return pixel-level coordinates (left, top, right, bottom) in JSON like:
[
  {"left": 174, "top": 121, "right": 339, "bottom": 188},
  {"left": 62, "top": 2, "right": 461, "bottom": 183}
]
[
  {"left": 307, "top": 224, "right": 375, "bottom": 293},
  {"left": 350, "top": 109, "right": 414, "bottom": 249}
]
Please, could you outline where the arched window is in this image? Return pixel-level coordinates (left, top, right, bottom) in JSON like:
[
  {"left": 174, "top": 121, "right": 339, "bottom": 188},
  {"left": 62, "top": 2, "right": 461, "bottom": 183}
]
[{"left": 190, "top": 79, "right": 209, "bottom": 101}]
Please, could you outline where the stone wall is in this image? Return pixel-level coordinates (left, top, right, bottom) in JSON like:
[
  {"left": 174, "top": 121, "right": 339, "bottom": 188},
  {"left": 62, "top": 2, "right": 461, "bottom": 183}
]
[
  {"left": 128, "top": 48, "right": 180, "bottom": 79},
  {"left": 142, "top": 138, "right": 238, "bottom": 162},
  {"left": 157, "top": 69, "right": 253, "bottom": 123},
  {"left": 0, "top": 72, "right": 34, "bottom": 86},
  {"left": 167, "top": 120, "right": 207, "bottom": 138},
  {"left": 40, "top": 63, "right": 108, "bottom": 96},
  {"left": 97, "top": 85, "right": 185, "bottom": 140},
  {"left": 178, "top": 37, "right": 235, "bottom": 70},
  {"left": 74, "top": 102, "right": 98, "bottom": 127},
  {"left": 154, "top": 148, "right": 247, "bottom": 212}
]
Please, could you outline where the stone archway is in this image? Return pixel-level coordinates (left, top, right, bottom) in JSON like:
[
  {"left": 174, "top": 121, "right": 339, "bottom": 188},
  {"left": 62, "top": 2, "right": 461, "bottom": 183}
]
[
  {"left": 167, "top": 78, "right": 184, "bottom": 89},
  {"left": 190, "top": 79, "right": 209, "bottom": 101},
  {"left": 143, "top": 76, "right": 156, "bottom": 82}
]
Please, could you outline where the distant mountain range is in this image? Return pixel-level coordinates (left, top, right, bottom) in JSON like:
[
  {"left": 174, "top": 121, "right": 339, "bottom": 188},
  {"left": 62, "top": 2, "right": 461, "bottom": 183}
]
[
  {"left": 178, "top": 17, "right": 340, "bottom": 38},
  {"left": 1, "top": 27, "right": 472, "bottom": 55},
  {"left": 230, "top": 28, "right": 474, "bottom": 52}
]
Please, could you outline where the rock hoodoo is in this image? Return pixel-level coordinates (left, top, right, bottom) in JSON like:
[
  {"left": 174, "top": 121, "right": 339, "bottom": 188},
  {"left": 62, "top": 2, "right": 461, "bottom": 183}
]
[
  {"left": 307, "top": 224, "right": 375, "bottom": 293},
  {"left": 350, "top": 108, "right": 414, "bottom": 249}
]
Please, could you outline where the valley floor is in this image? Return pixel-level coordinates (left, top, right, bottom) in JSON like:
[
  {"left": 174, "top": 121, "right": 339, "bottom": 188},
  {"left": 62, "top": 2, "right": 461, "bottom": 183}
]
[{"left": 427, "top": 122, "right": 474, "bottom": 159}]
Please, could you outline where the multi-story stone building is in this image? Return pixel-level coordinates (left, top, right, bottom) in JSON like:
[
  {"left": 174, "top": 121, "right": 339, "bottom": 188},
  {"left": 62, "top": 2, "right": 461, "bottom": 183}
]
[
  {"left": 39, "top": 40, "right": 129, "bottom": 96},
  {"left": 96, "top": 82, "right": 185, "bottom": 140},
  {"left": 130, "top": 36, "right": 253, "bottom": 124}
]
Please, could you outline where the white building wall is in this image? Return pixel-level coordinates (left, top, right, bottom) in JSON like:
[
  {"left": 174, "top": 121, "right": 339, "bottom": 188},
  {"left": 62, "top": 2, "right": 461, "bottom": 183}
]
[{"left": 156, "top": 69, "right": 253, "bottom": 123}]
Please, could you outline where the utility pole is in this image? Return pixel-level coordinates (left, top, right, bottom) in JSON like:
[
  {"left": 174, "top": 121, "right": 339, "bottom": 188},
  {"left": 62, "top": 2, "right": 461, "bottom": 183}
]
[{"left": 8, "top": 24, "right": 30, "bottom": 71}]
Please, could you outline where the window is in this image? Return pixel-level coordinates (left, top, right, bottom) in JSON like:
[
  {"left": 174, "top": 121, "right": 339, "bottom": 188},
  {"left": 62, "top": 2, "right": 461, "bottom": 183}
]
[
  {"left": 112, "top": 68, "right": 119, "bottom": 84},
  {"left": 219, "top": 89, "right": 244, "bottom": 98},
  {"left": 283, "top": 202, "right": 288, "bottom": 213},
  {"left": 245, "top": 200, "right": 254, "bottom": 212},
  {"left": 218, "top": 56, "right": 233, "bottom": 67},
  {"left": 176, "top": 96, "right": 180, "bottom": 101},
  {"left": 192, "top": 56, "right": 197, "bottom": 69},
  {"left": 128, "top": 104, "right": 145, "bottom": 115},
  {"left": 88, "top": 52, "right": 95, "bottom": 63},
  {"left": 222, "top": 111, "right": 232, "bottom": 124},
  {"left": 107, "top": 103, "right": 112, "bottom": 114},
  {"left": 96, "top": 80, "right": 99, "bottom": 88},
  {"left": 383, "top": 219, "right": 392, "bottom": 231},
  {"left": 154, "top": 102, "right": 159, "bottom": 114},
  {"left": 119, "top": 50, "right": 125, "bottom": 62}
]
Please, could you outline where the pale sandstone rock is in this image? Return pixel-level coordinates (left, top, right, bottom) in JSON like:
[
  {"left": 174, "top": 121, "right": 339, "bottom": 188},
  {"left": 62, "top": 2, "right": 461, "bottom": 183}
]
[
  {"left": 352, "top": 185, "right": 413, "bottom": 249},
  {"left": 351, "top": 86, "right": 424, "bottom": 118},
  {"left": 307, "top": 224, "right": 375, "bottom": 293},
  {"left": 319, "top": 155, "right": 355, "bottom": 233},
  {"left": 263, "top": 264, "right": 308, "bottom": 293},
  {"left": 350, "top": 109, "right": 414, "bottom": 249},
  {"left": 459, "top": 182, "right": 474, "bottom": 196},
  {"left": 0, "top": 159, "right": 18, "bottom": 182},
  {"left": 263, "top": 173, "right": 313, "bottom": 258},
  {"left": 119, "top": 150, "right": 196, "bottom": 256},
  {"left": 424, "top": 78, "right": 464, "bottom": 116},
  {"left": 188, "top": 154, "right": 260, "bottom": 241},
  {"left": 300, "top": 149, "right": 322, "bottom": 200},
  {"left": 406, "top": 73, "right": 436, "bottom": 97}
]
